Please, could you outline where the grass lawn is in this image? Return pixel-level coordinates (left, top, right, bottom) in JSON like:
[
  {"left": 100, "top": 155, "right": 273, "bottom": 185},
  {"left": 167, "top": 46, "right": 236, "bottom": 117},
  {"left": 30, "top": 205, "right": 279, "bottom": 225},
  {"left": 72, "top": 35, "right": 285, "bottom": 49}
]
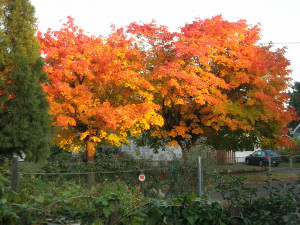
[
  {"left": 1, "top": 161, "right": 44, "bottom": 173},
  {"left": 214, "top": 163, "right": 300, "bottom": 182},
  {"left": 18, "top": 162, "right": 44, "bottom": 173},
  {"left": 215, "top": 163, "right": 267, "bottom": 173},
  {"left": 278, "top": 162, "right": 300, "bottom": 168},
  {"left": 240, "top": 172, "right": 299, "bottom": 182}
]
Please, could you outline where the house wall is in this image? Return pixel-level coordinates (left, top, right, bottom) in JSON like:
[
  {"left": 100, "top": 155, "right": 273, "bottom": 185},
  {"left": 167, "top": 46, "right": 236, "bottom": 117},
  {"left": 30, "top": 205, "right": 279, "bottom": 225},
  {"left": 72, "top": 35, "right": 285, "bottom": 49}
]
[
  {"left": 291, "top": 123, "right": 300, "bottom": 139},
  {"left": 121, "top": 141, "right": 254, "bottom": 164},
  {"left": 120, "top": 141, "right": 182, "bottom": 161},
  {"left": 293, "top": 132, "right": 300, "bottom": 139},
  {"left": 235, "top": 151, "right": 253, "bottom": 163}
]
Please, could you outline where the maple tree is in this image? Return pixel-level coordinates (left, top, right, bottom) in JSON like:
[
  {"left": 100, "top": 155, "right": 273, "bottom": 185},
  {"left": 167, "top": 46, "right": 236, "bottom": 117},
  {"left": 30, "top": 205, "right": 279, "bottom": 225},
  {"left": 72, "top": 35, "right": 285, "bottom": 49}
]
[
  {"left": 0, "top": 0, "right": 51, "bottom": 161},
  {"left": 39, "top": 15, "right": 296, "bottom": 157},
  {"left": 127, "top": 15, "right": 296, "bottom": 151},
  {"left": 37, "top": 17, "right": 163, "bottom": 161}
]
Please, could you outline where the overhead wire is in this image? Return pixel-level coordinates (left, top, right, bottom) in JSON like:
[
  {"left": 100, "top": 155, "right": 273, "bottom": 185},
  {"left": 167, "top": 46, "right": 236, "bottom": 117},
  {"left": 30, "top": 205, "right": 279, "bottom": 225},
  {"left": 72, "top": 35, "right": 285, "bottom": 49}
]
[{"left": 257, "top": 42, "right": 300, "bottom": 45}]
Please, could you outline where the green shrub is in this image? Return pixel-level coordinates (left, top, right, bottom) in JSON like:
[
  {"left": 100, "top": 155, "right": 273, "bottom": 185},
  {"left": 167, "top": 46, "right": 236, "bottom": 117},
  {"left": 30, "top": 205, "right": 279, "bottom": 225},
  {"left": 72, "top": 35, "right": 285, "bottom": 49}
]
[
  {"left": 241, "top": 180, "right": 300, "bottom": 225},
  {"left": 43, "top": 146, "right": 73, "bottom": 173},
  {"left": 213, "top": 171, "right": 300, "bottom": 225},
  {"left": 121, "top": 193, "right": 230, "bottom": 225},
  {"left": 17, "top": 180, "right": 122, "bottom": 224},
  {"left": 0, "top": 175, "right": 21, "bottom": 225},
  {"left": 1, "top": 172, "right": 300, "bottom": 224}
]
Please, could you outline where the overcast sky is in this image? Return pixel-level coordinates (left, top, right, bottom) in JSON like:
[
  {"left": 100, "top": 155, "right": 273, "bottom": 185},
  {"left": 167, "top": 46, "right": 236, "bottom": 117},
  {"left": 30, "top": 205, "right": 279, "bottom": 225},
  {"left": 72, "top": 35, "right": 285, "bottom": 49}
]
[{"left": 31, "top": 0, "right": 300, "bottom": 84}]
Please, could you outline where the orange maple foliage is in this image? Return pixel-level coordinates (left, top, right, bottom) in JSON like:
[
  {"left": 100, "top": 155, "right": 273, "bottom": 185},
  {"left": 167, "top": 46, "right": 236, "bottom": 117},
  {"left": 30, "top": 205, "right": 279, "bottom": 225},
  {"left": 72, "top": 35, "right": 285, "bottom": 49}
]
[
  {"left": 38, "top": 17, "right": 163, "bottom": 160},
  {"left": 127, "top": 15, "right": 296, "bottom": 150},
  {"left": 39, "top": 15, "right": 296, "bottom": 156}
]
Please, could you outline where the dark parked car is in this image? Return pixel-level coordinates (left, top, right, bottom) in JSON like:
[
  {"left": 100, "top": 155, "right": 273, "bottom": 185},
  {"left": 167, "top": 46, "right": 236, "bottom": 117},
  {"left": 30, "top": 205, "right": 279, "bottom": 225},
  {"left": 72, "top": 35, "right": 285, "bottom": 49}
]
[{"left": 245, "top": 150, "right": 281, "bottom": 167}]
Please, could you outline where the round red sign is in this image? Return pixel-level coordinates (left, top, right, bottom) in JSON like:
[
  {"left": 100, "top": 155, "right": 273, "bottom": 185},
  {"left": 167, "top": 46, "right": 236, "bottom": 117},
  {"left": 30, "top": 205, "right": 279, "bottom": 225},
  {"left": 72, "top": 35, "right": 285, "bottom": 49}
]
[{"left": 138, "top": 174, "right": 145, "bottom": 182}]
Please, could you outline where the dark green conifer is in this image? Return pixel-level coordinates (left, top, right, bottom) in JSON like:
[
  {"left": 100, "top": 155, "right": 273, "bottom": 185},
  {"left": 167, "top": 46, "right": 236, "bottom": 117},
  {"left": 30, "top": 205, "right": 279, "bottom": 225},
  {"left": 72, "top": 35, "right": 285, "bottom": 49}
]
[
  {"left": 288, "top": 82, "right": 300, "bottom": 129},
  {"left": 0, "top": 0, "right": 52, "bottom": 161}
]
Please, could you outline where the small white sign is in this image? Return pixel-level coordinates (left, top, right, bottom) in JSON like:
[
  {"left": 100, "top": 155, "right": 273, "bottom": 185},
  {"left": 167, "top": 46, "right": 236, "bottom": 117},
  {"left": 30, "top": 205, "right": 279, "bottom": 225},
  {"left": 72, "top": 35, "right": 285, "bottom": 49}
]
[{"left": 138, "top": 174, "right": 146, "bottom": 182}]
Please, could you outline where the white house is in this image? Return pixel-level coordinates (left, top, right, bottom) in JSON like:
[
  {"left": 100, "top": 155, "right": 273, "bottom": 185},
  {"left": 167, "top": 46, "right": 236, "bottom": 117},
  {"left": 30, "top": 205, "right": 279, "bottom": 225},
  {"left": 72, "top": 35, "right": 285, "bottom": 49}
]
[
  {"left": 120, "top": 140, "right": 254, "bottom": 163},
  {"left": 291, "top": 123, "right": 300, "bottom": 140},
  {"left": 120, "top": 140, "right": 182, "bottom": 161}
]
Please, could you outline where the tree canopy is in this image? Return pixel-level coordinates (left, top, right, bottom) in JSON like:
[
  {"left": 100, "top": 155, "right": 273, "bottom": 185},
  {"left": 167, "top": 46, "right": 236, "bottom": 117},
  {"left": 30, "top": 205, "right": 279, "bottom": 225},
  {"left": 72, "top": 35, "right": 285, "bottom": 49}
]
[
  {"left": 38, "top": 16, "right": 296, "bottom": 158},
  {"left": 127, "top": 16, "right": 296, "bottom": 151},
  {"left": 37, "top": 17, "right": 163, "bottom": 161},
  {"left": 0, "top": 0, "right": 52, "bottom": 161}
]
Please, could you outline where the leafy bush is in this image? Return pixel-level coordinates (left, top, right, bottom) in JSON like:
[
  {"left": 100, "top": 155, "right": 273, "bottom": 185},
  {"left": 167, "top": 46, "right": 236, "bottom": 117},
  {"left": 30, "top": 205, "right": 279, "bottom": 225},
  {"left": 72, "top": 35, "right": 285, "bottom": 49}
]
[
  {"left": 241, "top": 180, "right": 300, "bottom": 225},
  {"left": 120, "top": 193, "right": 230, "bottom": 225},
  {"left": 1, "top": 172, "right": 300, "bottom": 224},
  {"left": 43, "top": 146, "right": 73, "bottom": 173},
  {"left": 213, "top": 171, "right": 257, "bottom": 208},
  {"left": 7, "top": 178, "right": 132, "bottom": 224},
  {"left": 14, "top": 176, "right": 148, "bottom": 224},
  {"left": 213, "top": 171, "right": 300, "bottom": 225},
  {"left": 18, "top": 176, "right": 54, "bottom": 202},
  {"left": 0, "top": 176, "right": 20, "bottom": 225}
]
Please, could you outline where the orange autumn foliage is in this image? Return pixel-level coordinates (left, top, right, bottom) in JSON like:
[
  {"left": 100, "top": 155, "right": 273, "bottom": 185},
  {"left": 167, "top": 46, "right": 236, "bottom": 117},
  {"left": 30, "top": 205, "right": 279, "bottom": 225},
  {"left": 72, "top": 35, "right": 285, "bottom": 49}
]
[
  {"left": 37, "top": 17, "right": 163, "bottom": 159},
  {"left": 127, "top": 15, "right": 296, "bottom": 150},
  {"left": 38, "top": 15, "right": 297, "bottom": 155}
]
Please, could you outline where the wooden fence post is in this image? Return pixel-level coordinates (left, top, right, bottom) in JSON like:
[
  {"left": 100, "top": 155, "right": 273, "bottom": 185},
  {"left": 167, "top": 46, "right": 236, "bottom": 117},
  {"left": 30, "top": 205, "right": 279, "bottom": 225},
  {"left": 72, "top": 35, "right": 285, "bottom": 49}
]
[
  {"left": 11, "top": 156, "right": 19, "bottom": 193},
  {"left": 109, "top": 200, "right": 119, "bottom": 225}
]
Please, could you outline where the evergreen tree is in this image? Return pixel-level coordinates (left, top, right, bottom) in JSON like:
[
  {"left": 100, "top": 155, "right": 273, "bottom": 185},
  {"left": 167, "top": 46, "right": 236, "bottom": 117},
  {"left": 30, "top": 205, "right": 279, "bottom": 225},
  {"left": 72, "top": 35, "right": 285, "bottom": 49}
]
[
  {"left": 288, "top": 82, "right": 300, "bottom": 129},
  {"left": 0, "top": 0, "right": 52, "bottom": 161}
]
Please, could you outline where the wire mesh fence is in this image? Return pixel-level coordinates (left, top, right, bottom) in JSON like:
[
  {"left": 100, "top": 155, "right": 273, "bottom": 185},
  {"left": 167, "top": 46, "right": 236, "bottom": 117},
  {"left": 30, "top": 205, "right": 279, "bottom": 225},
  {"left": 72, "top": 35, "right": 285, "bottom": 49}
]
[
  {"left": 14, "top": 158, "right": 208, "bottom": 199},
  {"left": 7, "top": 152, "right": 300, "bottom": 200}
]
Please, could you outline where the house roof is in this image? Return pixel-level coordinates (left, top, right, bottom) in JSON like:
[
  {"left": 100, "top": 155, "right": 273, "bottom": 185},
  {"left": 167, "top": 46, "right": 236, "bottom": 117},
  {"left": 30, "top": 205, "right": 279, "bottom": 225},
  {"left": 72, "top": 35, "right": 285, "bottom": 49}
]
[{"left": 291, "top": 123, "right": 300, "bottom": 135}]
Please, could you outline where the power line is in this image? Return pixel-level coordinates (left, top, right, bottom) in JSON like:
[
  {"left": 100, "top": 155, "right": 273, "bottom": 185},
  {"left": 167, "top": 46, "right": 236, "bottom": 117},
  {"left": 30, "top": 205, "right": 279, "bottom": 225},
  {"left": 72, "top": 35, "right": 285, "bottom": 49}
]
[{"left": 258, "top": 42, "right": 300, "bottom": 45}]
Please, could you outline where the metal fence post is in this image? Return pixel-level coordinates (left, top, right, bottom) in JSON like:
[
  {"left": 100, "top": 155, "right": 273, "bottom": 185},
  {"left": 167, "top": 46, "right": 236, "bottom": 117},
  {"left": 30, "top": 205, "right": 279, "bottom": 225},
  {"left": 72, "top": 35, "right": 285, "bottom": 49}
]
[
  {"left": 139, "top": 170, "right": 144, "bottom": 195},
  {"left": 198, "top": 156, "right": 202, "bottom": 196},
  {"left": 290, "top": 156, "right": 293, "bottom": 168}
]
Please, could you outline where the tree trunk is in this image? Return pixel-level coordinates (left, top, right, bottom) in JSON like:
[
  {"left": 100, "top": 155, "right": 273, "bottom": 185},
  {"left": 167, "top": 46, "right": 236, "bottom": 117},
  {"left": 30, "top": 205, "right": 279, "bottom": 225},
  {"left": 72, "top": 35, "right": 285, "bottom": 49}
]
[
  {"left": 86, "top": 140, "right": 95, "bottom": 162},
  {"left": 86, "top": 140, "right": 96, "bottom": 185}
]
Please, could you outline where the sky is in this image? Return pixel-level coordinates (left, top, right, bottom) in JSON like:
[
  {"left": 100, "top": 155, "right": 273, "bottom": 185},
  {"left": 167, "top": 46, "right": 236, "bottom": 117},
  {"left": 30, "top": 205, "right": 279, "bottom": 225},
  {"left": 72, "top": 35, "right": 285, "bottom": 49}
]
[{"left": 30, "top": 0, "right": 300, "bottom": 84}]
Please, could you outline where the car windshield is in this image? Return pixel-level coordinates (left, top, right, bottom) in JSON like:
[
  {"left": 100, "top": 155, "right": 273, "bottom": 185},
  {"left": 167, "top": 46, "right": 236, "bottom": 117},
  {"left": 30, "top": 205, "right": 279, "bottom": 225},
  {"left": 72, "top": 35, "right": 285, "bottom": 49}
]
[{"left": 265, "top": 151, "right": 278, "bottom": 156}]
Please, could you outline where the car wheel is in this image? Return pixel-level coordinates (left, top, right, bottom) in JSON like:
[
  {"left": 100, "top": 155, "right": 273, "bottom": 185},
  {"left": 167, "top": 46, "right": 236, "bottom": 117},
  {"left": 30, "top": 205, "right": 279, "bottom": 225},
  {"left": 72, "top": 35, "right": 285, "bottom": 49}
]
[
  {"left": 259, "top": 160, "right": 263, "bottom": 167},
  {"left": 245, "top": 159, "right": 250, "bottom": 165},
  {"left": 274, "top": 163, "right": 279, "bottom": 167}
]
